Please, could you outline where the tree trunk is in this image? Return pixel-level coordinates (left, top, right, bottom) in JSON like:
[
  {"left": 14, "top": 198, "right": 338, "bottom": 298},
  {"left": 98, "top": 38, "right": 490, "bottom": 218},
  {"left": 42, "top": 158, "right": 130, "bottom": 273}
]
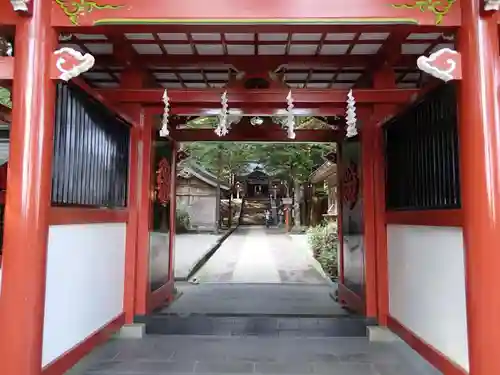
[
  {"left": 228, "top": 195, "right": 232, "bottom": 227},
  {"left": 293, "top": 180, "right": 301, "bottom": 227}
]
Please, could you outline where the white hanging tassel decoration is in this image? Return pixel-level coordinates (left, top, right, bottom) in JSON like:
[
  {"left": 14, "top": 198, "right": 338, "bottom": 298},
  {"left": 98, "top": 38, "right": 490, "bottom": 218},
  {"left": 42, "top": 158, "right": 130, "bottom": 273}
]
[
  {"left": 345, "top": 89, "right": 358, "bottom": 138},
  {"left": 286, "top": 90, "right": 296, "bottom": 139},
  {"left": 159, "top": 89, "right": 170, "bottom": 137},
  {"left": 215, "top": 91, "right": 229, "bottom": 137}
]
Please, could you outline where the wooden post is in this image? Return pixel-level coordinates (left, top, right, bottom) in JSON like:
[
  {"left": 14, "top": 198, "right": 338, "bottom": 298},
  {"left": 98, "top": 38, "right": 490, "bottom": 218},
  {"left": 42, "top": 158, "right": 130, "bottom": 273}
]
[
  {"left": 121, "top": 69, "right": 145, "bottom": 324},
  {"left": 371, "top": 66, "right": 396, "bottom": 326},
  {"left": 215, "top": 147, "right": 222, "bottom": 233},
  {"left": 360, "top": 110, "right": 378, "bottom": 319},
  {"left": 134, "top": 110, "right": 154, "bottom": 315},
  {"left": 458, "top": 2, "right": 500, "bottom": 374},
  {"left": 168, "top": 143, "right": 177, "bottom": 283},
  {"left": 0, "top": 1, "right": 57, "bottom": 373},
  {"left": 285, "top": 205, "right": 290, "bottom": 232}
]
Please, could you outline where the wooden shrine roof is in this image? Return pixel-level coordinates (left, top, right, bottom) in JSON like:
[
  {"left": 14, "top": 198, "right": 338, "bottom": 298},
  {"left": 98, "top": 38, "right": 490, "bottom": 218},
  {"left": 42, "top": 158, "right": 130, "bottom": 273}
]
[{"left": 59, "top": 27, "right": 455, "bottom": 90}]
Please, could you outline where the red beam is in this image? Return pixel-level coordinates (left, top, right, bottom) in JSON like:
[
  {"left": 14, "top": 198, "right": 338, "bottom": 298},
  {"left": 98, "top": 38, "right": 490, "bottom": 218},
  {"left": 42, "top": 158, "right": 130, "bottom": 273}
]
[
  {"left": 100, "top": 88, "right": 418, "bottom": 105},
  {"left": 51, "top": 0, "right": 461, "bottom": 27},
  {"left": 170, "top": 128, "right": 340, "bottom": 142},
  {"left": 146, "top": 105, "right": 373, "bottom": 118},
  {"left": 72, "top": 78, "right": 137, "bottom": 127},
  {"left": 55, "top": 24, "right": 455, "bottom": 35},
  {"left": 356, "top": 31, "right": 412, "bottom": 87},
  {"left": 164, "top": 106, "right": 348, "bottom": 116},
  {"left": 0, "top": 2, "right": 16, "bottom": 25}
]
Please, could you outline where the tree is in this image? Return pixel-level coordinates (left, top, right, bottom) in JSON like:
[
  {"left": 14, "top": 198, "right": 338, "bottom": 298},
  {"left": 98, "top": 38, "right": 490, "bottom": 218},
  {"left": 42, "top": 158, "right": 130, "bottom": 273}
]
[
  {"left": 184, "top": 141, "right": 255, "bottom": 182},
  {"left": 251, "top": 143, "right": 332, "bottom": 226},
  {"left": 184, "top": 140, "right": 256, "bottom": 232},
  {"left": 182, "top": 116, "right": 335, "bottom": 227},
  {"left": 0, "top": 87, "right": 11, "bottom": 108}
]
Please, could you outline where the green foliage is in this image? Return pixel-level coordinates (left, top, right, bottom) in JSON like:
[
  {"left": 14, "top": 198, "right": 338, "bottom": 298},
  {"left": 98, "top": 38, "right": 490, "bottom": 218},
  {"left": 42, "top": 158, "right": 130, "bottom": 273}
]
[
  {"left": 185, "top": 116, "right": 217, "bottom": 128},
  {"left": 307, "top": 222, "right": 338, "bottom": 279},
  {"left": 176, "top": 208, "right": 191, "bottom": 233},
  {"left": 0, "top": 87, "right": 11, "bottom": 108},
  {"left": 184, "top": 142, "right": 256, "bottom": 181},
  {"left": 253, "top": 143, "right": 330, "bottom": 183},
  {"left": 184, "top": 141, "right": 332, "bottom": 184}
]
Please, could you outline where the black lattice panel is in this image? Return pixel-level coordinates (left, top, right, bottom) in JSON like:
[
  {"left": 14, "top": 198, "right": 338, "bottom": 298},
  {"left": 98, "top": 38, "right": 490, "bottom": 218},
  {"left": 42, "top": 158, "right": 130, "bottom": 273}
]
[
  {"left": 384, "top": 84, "right": 460, "bottom": 211},
  {"left": 51, "top": 83, "right": 130, "bottom": 208}
]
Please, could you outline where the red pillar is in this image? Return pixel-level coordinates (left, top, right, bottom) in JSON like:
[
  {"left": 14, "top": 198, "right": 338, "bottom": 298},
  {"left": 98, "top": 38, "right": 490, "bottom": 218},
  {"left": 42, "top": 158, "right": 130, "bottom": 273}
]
[
  {"left": 121, "top": 70, "right": 145, "bottom": 323},
  {"left": 372, "top": 66, "right": 396, "bottom": 326},
  {"left": 168, "top": 143, "right": 177, "bottom": 283},
  {"left": 0, "top": 1, "right": 57, "bottom": 374},
  {"left": 458, "top": 2, "right": 500, "bottom": 374},
  {"left": 360, "top": 111, "right": 377, "bottom": 319},
  {"left": 135, "top": 110, "right": 154, "bottom": 315}
]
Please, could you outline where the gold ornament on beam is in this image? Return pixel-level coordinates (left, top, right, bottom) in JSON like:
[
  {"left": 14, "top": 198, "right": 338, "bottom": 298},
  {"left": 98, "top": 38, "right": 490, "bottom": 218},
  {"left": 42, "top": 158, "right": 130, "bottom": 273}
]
[
  {"left": 391, "top": 0, "right": 456, "bottom": 25},
  {"left": 54, "top": 0, "right": 123, "bottom": 26}
]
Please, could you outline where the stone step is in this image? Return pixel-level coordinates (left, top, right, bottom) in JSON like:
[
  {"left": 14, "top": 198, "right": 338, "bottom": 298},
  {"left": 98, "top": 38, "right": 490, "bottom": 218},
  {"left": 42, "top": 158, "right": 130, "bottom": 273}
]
[{"left": 137, "top": 315, "right": 368, "bottom": 337}]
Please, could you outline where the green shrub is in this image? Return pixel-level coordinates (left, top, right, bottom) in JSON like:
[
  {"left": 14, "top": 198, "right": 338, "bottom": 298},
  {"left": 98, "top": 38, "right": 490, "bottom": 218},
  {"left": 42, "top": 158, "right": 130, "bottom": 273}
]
[
  {"left": 176, "top": 208, "right": 191, "bottom": 233},
  {"left": 307, "top": 222, "right": 339, "bottom": 279}
]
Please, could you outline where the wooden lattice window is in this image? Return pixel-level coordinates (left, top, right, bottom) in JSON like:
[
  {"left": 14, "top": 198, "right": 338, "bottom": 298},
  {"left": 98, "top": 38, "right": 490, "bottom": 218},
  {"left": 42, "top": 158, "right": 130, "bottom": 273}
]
[{"left": 384, "top": 84, "right": 461, "bottom": 211}]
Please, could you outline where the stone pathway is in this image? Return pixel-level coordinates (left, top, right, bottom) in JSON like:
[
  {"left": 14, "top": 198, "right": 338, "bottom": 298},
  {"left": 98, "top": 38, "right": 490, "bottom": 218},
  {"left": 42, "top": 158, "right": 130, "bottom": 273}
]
[
  {"left": 192, "top": 226, "right": 327, "bottom": 284},
  {"left": 82, "top": 335, "right": 439, "bottom": 375},
  {"left": 166, "top": 226, "right": 343, "bottom": 316},
  {"left": 163, "top": 283, "right": 346, "bottom": 316},
  {"left": 174, "top": 233, "right": 224, "bottom": 279},
  {"left": 77, "top": 226, "right": 440, "bottom": 375}
]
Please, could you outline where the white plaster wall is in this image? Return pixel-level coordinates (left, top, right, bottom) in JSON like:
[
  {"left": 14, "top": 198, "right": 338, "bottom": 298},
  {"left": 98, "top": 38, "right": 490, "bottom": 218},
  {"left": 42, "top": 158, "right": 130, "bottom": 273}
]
[
  {"left": 387, "top": 224, "right": 469, "bottom": 371},
  {"left": 149, "top": 232, "right": 170, "bottom": 288},
  {"left": 42, "top": 223, "right": 126, "bottom": 367}
]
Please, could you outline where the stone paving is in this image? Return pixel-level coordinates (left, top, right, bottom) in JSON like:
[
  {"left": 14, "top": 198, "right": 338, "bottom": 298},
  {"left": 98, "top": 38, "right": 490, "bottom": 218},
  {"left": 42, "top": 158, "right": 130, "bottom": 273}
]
[
  {"left": 167, "top": 226, "right": 343, "bottom": 316},
  {"left": 83, "top": 335, "right": 436, "bottom": 375},
  {"left": 77, "top": 226, "right": 440, "bottom": 375},
  {"left": 192, "top": 226, "right": 328, "bottom": 284},
  {"left": 174, "top": 233, "right": 224, "bottom": 279},
  {"left": 163, "top": 283, "right": 347, "bottom": 316}
]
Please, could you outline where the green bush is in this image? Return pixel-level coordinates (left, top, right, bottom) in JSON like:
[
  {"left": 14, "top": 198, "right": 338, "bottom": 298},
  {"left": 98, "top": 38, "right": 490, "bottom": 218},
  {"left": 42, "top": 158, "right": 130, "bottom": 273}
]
[
  {"left": 307, "top": 222, "right": 338, "bottom": 279},
  {"left": 176, "top": 208, "right": 191, "bottom": 233}
]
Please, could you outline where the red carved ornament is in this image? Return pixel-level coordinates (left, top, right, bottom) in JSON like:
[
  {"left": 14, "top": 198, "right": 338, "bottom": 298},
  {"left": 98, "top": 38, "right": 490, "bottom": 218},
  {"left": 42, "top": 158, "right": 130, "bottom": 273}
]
[{"left": 156, "top": 157, "right": 171, "bottom": 206}]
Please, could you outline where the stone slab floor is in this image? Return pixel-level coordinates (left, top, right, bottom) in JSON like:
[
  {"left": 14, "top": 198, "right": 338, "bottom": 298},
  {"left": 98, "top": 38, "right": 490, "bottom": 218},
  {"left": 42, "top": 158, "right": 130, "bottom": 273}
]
[
  {"left": 174, "top": 233, "right": 224, "bottom": 279},
  {"left": 75, "top": 227, "right": 441, "bottom": 375},
  {"left": 82, "top": 335, "right": 437, "bottom": 375},
  {"left": 191, "top": 226, "right": 328, "bottom": 284}
]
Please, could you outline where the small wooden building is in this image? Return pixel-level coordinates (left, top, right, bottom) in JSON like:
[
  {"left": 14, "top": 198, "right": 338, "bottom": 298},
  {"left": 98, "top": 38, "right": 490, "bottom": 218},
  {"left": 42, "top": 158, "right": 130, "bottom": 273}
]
[
  {"left": 176, "top": 163, "right": 230, "bottom": 231},
  {"left": 308, "top": 151, "right": 338, "bottom": 226}
]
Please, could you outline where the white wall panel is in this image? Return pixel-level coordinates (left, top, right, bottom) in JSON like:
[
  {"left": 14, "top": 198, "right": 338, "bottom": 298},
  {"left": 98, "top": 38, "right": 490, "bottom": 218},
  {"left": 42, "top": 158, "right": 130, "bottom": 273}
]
[
  {"left": 42, "top": 223, "right": 126, "bottom": 367},
  {"left": 387, "top": 224, "right": 468, "bottom": 371}
]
